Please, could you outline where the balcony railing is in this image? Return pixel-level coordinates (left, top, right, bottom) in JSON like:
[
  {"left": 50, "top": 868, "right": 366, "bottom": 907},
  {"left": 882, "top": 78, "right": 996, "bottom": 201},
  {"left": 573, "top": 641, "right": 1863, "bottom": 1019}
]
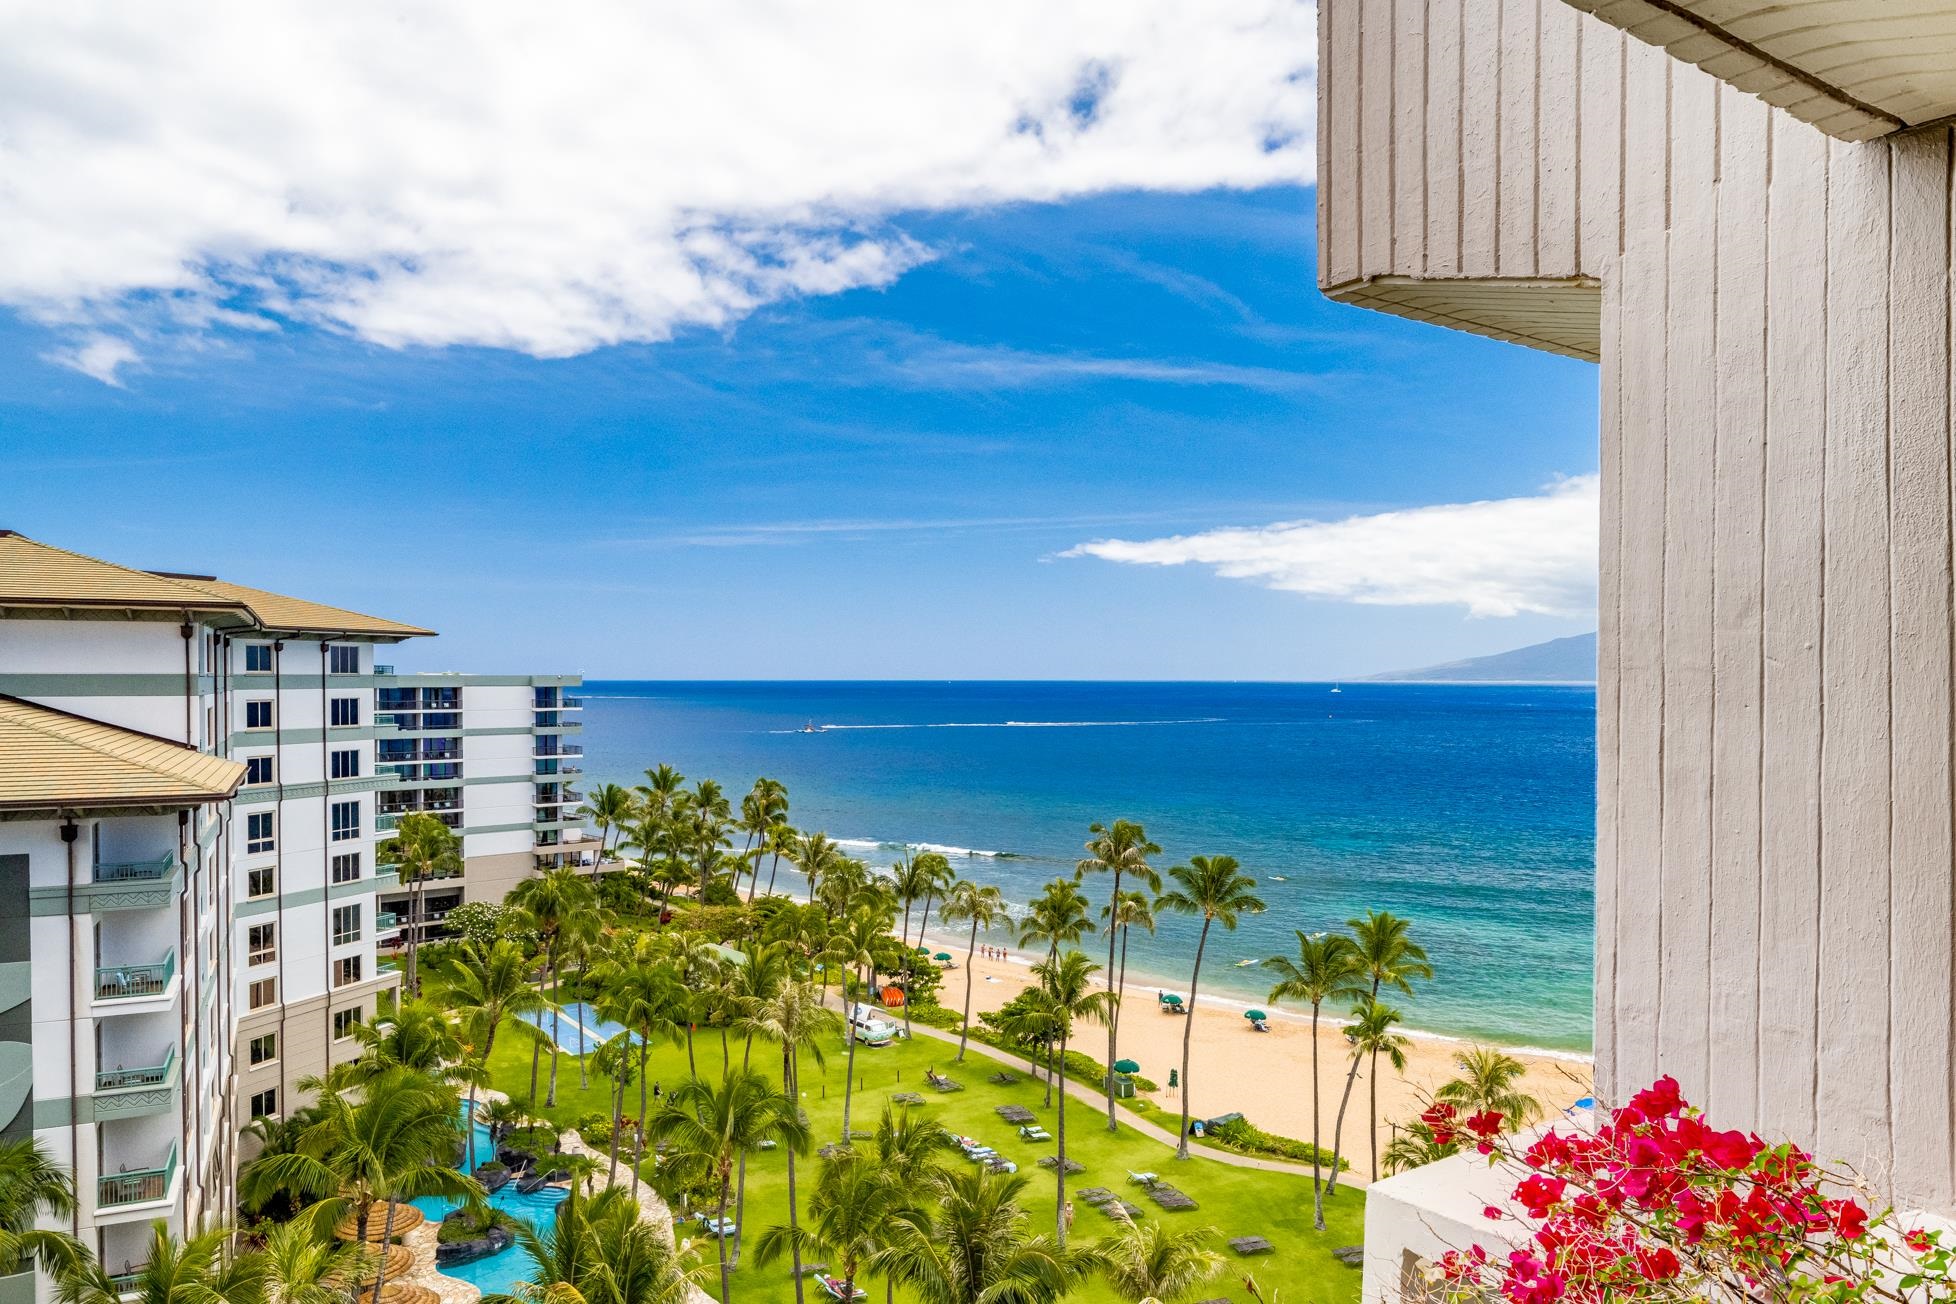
[
  {"left": 94, "top": 952, "right": 175, "bottom": 1001},
  {"left": 96, "top": 1047, "right": 175, "bottom": 1093},
  {"left": 108, "top": 1267, "right": 148, "bottom": 1296},
  {"left": 375, "top": 664, "right": 396, "bottom": 675},
  {"left": 375, "top": 912, "right": 402, "bottom": 929},
  {"left": 533, "top": 744, "right": 583, "bottom": 758},
  {"left": 562, "top": 696, "right": 584, "bottom": 709},
  {"left": 91, "top": 854, "right": 175, "bottom": 884},
  {"left": 98, "top": 1143, "right": 176, "bottom": 1208}
]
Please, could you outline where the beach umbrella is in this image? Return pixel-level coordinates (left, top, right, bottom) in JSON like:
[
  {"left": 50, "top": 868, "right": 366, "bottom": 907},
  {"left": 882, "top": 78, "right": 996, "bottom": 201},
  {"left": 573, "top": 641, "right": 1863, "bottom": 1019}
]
[
  {"left": 1113, "top": 1058, "right": 1140, "bottom": 1075},
  {"left": 1243, "top": 1009, "right": 1267, "bottom": 1021},
  {"left": 934, "top": 952, "right": 952, "bottom": 961},
  {"left": 914, "top": 945, "right": 930, "bottom": 954},
  {"left": 1161, "top": 994, "right": 1183, "bottom": 1006}
]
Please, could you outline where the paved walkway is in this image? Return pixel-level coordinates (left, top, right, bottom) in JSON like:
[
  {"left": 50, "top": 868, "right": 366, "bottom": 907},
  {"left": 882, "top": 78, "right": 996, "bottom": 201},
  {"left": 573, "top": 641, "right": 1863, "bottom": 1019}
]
[{"left": 902, "top": 1020, "right": 1358, "bottom": 1183}]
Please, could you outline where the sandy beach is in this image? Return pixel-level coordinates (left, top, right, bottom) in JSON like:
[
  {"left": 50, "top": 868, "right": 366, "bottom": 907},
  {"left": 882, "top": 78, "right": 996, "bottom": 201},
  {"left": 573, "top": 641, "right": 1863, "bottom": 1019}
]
[{"left": 917, "top": 932, "right": 1593, "bottom": 1185}]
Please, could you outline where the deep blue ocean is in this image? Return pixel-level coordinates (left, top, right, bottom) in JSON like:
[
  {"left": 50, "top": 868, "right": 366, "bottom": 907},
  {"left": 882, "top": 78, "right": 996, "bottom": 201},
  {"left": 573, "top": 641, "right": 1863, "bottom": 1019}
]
[{"left": 579, "top": 681, "right": 1596, "bottom": 1053}]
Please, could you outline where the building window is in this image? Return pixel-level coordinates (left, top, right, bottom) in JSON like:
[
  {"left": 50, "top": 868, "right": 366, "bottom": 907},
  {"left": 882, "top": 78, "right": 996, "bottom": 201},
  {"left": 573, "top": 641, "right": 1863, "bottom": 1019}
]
[
  {"left": 330, "top": 697, "right": 360, "bottom": 727},
  {"left": 332, "top": 904, "right": 361, "bottom": 946},
  {"left": 245, "top": 700, "right": 273, "bottom": 730},
  {"left": 249, "top": 977, "right": 277, "bottom": 1010},
  {"left": 331, "top": 748, "right": 361, "bottom": 779},
  {"left": 245, "top": 755, "right": 274, "bottom": 786},
  {"left": 248, "top": 1087, "right": 278, "bottom": 1119},
  {"left": 247, "top": 866, "right": 275, "bottom": 899},
  {"left": 247, "top": 923, "right": 277, "bottom": 965},
  {"left": 333, "top": 956, "right": 363, "bottom": 989},
  {"left": 246, "top": 812, "right": 275, "bottom": 854},
  {"left": 333, "top": 1007, "right": 363, "bottom": 1040},
  {"left": 328, "top": 644, "right": 360, "bottom": 674},
  {"left": 331, "top": 852, "right": 361, "bottom": 885},
  {"left": 248, "top": 1032, "right": 276, "bottom": 1065},
  {"left": 329, "top": 800, "right": 361, "bottom": 843},
  {"left": 244, "top": 644, "right": 273, "bottom": 672}
]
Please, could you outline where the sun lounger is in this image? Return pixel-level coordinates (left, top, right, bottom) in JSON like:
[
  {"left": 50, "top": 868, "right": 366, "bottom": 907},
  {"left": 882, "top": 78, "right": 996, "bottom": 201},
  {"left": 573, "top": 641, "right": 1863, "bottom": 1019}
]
[
  {"left": 1075, "top": 1187, "right": 1115, "bottom": 1205},
  {"left": 925, "top": 1073, "right": 964, "bottom": 1092},
  {"left": 1036, "top": 1155, "right": 1085, "bottom": 1175},
  {"left": 696, "top": 1215, "right": 737, "bottom": 1238},
  {"left": 818, "top": 1143, "right": 851, "bottom": 1160},
  {"left": 985, "top": 1157, "right": 1018, "bottom": 1173},
  {"left": 1018, "top": 1125, "right": 1052, "bottom": 1142},
  {"left": 891, "top": 1092, "right": 925, "bottom": 1105},
  {"left": 1227, "top": 1237, "right": 1274, "bottom": 1256},
  {"left": 1149, "top": 1186, "right": 1198, "bottom": 1210},
  {"left": 1331, "top": 1246, "right": 1364, "bottom": 1268},
  {"left": 1126, "top": 1170, "right": 1159, "bottom": 1187},
  {"left": 818, "top": 1276, "right": 868, "bottom": 1302},
  {"left": 1099, "top": 1200, "right": 1144, "bottom": 1220},
  {"left": 995, "top": 1105, "right": 1036, "bottom": 1124},
  {"left": 986, "top": 1071, "right": 1020, "bottom": 1085}
]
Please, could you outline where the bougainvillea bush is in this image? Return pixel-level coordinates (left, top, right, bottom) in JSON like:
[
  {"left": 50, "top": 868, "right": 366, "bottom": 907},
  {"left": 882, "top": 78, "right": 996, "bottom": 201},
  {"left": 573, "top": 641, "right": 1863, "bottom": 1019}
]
[{"left": 1424, "top": 1078, "right": 1954, "bottom": 1302}]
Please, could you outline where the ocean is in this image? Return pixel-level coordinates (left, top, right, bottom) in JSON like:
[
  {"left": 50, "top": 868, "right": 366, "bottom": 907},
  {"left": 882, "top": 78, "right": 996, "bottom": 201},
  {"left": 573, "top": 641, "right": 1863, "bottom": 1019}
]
[{"left": 578, "top": 681, "right": 1596, "bottom": 1054}]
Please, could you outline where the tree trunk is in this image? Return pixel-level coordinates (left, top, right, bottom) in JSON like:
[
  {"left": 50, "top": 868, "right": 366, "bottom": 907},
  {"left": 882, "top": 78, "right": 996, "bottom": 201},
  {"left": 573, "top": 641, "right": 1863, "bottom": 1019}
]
[
  {"left": 715, "top": 1172, "right": 732, "bottom": 1304},
  {"left": 1369, "top": 1047, "right": 1380, "bottom": 1183},
  {"left": 372, "top": 1200, "right": 400, "bottom": 1300},
  {"left": 1103, "top": 866, "right": 1122, "bottom": 1131},
  {"left": 607, "top": 1070, "right": 624, "bottom": 1186},
  {"left": 785, "top": 1044, "right": 806, "bottom": 1304},
  {"left": 1175, "top": 919, "right": 1212, "bottom": 1160},
  {"left": 1310, "top": 1003, "right": 1326, "bottom": 1231},
  {"left": 765, "top": 847, "right": 783, "bottom": 897},
  {"left": 635, "top": 1041, "right": 650, "bottom": 1175},
  {"left": 1055, "top": 1029, "right": 1069, "bottom": 1245},
  {"left": 840, "top": 976, "right": 861, "bottom": 1140},
  {"left": 466, "top": 1081, "right": 480, "bottom": 1172},
  {"left": 685, "top": 1023, "right": 698, "bottom": 1078},
  {"left": 547, "top": 954, "right": 562, "bottom": 1108},
  {"left": 1326, "top": 1041, "right": 1365, "bottom": 1198},
  {"left": 957, "top": 919, "right": 978, "bottom": 1062}
]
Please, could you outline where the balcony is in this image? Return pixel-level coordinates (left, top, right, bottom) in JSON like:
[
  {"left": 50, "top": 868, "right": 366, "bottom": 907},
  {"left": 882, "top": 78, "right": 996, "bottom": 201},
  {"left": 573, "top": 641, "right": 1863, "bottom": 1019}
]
[
  {"left": 533, "top": 759, "right": 582, "bottom": 777},
  {"left": 92, "top": 855, "right": 174, "bottom": 885},
  {"left": 97, "top": 1143, "right": 177, "bottom": 1212},
  {"left": 376, "top": 812, "right": 460, "bottom": 833},
  {"left": 375, "top": 664, "right": 395, "bottom": 675},
  {"left": 93, "top": 951, "right": 176, "bottom": 1005},
  {"left": 561, "top": 696, "right": 583, "bottom": 709},
  {"left": 94, "top": 1049, "right": 178, "bottom": 1120},
  {"left": 532, "top": 743, "right": 583, "bottom": 759},
  {"left": 71, "top": 854, "right": 181, "bottom": 914}
]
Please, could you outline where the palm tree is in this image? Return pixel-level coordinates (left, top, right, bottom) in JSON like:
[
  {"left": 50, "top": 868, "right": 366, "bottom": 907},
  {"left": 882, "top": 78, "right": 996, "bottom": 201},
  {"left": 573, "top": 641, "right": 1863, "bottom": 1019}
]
[
  {"left": 891, "top": 851, "right": 934, "bottom": 952},
  {"left": 504, "top": 1185, "right": 698, "bottom": 1304},
  {"left": 937, "top": 880, "right": 1006, "bottom": 1062},
  {"left": 377, "top": 811, "right": 463, "bottom": 995},
  {"left": 1102, "top": 887, "right": 1154, "bottom": 1099},
  {"left": 0, "top": 1139, "right": 82, "bottom": 1277},
  {"left": 791, "top": 832, "right": 847, "bottom": 914},
  {"left": 740, "top": 981, "right": 841, "bottom": 1304},
  {"left": 722, "top": 944, "right": 792, "bottom": 1265},
  {"left": 1380, "top": 1117, "right": 1457, "bottom": 1175},
  {"left": 1326, "top": 997, "right": 1409, "bottom": 1197},
  {"left": 1031, "top": 950, "right": 1114, "bottom": 1244},
  {"left": 992, "top": 988, "right": 1065, "bottom": 1107},
  {"left": 1097, "top": 1205, "right": 1224, "bottom": 1303},
  {"left": 1347, "top": 910, "right": 1434, "bottom": 1179},
  {"left": 260, "top": 1221, "right": 365, "bottom": 1304},
  {"left": 827, "top": 906, "right": 888, "bottom": 1140},
  {"left": 1433, "top": 1045, "right": 1543, "bottom": 1130},
  {"left": 1077, "top": 820, "right": 1160, "bottom": 1132},
  {"left": 1261, "top": 929, "right": 1366, "bottom": 1229},
  {"left": 910, "top": 852, "right": 954, "bottom": 956},
  {"left": 443, "top": 939, "right": 547, "bottom": 1170},
  {"left": 58, "top": 1225, "right": 266, "bottom": 1304},
  {"left": 579, "top": 782, "right": 638, "bottom": 882},
  {"left": 1016, "top": 879, "right": 1093, "bottom": 962},
  {"left": 872, "top": 1101, "right": 957, "bottom": 1190},
  {"left": 1155, "top": 855, "right": 1265, "bottom": 1159},
  {"left": 508, "top": 865, "right": 599, "bottom": 1107},
  {"left": 754, "top": 1150, "right": 900, "bottom": 1304},
  {"left": 872, "top": 1167, "right": 1102, "bottom": 1304},
  {"left": 651, "top": 1069, "right": 811, "bottom": 1304},
  {"left": 238, "top": 1066, "right": 480, "bottom": 1301},
  {"left": 740, "top": 779, "right": 789, "bottom": 904},
  {"left": 760, "top": 821, "right": 798, "bottom": 899}
]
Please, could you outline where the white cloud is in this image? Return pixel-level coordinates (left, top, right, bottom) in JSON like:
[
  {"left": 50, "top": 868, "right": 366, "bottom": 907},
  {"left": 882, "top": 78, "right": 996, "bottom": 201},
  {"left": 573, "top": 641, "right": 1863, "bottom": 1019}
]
[
  {"left": 0, "top": 2, "right": 1315, "bottom": 363},
  {"left": 1063, "top": 476, "right": 1599, "bottom": 617},
  {"left": 41, "top": 335, "right": 140, "bottom": 386}
]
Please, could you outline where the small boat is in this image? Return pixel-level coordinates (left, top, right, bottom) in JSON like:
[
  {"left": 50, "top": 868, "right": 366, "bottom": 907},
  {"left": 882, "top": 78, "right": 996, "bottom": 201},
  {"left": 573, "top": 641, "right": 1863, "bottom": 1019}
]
[
  {"left": 801, "top": 720, "right": 819, "bottom": 733},
  {"left": 1233, "top": 959, "right": 1258, "bottom": 968},
  {"left": 1330, "top": 685, "right": 1342, "bottom": 693},
  {"left": 1269, "top": 875, "right": 1287, "bottom": 882}
]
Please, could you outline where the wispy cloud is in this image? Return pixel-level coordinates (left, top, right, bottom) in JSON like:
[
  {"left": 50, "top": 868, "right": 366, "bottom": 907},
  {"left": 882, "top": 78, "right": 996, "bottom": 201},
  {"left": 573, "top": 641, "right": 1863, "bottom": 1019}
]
[
  {"left": 2, "top": 3, "right": 1314, "bottom": 368},
  {"left": 41, "top": 335, "right": 140, "bottom": 386},
  {"left": 1062, "top": 476, "right": 1600, "bottom": 617},
  {"left": 886, "top": 341, "right": 1331, "bottom": 393},
  {"left": 601, "top": 508, "right": 1222, "bottom": 549}
]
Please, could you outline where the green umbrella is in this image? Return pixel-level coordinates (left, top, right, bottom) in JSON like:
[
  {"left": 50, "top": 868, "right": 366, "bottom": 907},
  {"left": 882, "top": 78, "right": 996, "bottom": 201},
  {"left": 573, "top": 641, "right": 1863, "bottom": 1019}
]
[
  {"left": 934, "top": 952, "right": 952, "bottom": 961},
  {"left": 1113, "top": 1058, "right": 1141, "bottom": 1075},
  {"left": 915, "top": 945, "right": 930, "bottom": 954},
  {"left": 1243, "top": 1009, "right": 1267, "bottom": 1021},
  {"left": 1161, "top": 994, "right": 1183, "bottom": 1005}
]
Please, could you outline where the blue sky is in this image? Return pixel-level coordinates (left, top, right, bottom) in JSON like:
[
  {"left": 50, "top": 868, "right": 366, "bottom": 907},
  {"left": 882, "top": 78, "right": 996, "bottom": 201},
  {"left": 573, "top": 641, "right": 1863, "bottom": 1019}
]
[{"left": 0, "top": 185, "right": 1598, "bottom": 679}]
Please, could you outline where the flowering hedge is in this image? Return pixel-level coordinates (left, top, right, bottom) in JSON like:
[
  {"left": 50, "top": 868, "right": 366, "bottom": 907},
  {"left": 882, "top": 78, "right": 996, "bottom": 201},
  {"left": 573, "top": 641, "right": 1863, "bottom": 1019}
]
[{"left": 1428, "top": 1078, "right": 1952, "bottom": 1302}]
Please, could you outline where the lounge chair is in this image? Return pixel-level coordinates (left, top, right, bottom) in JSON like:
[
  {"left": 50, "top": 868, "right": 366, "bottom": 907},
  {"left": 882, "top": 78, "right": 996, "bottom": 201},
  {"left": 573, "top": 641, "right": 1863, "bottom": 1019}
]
[
  {"left": 927, "top": 1073, "right": 964, "bottom": 1092},
  {"left": 818, "top": 1276, "right": 868, "bottom": 1302},
  {"left": 987, "top": 1071, "right": 1020, "bottom": 1085},
  {"left": 696, "top": 1215, "right": 737, "bottom": 1238},
  {"left": 985, "top": 1157, "right": 1018, "bottom": 1173},
  {"left": 1018, "top": 1125, "right": 1052, "bottom": 1142},
  {"left": 995, "top": 1105, "right": 1036, "bottom": 1124},
  {"left": 1075, "top": 1187, "right": 1115, "bottom": 1205},
  {"left": 1127, "top": 1170, "right": 1159, "bottom": 1188},
  {"left": 1149, "top": 1186, "right": 1198, "bottom": 1210},
  {"left": 1036, "top": 1155, "right": 1085, "bottom": 1175},
  {"left": 1227, "top": 1236, "right": 1274, "bottom": 1256}
]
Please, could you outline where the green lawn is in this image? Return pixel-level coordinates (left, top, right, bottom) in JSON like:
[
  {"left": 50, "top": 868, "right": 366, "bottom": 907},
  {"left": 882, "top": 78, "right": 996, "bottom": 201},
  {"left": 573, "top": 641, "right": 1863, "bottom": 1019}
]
[{"left": 482, "top": 1026, "right": 1366, "bottom": 1304}]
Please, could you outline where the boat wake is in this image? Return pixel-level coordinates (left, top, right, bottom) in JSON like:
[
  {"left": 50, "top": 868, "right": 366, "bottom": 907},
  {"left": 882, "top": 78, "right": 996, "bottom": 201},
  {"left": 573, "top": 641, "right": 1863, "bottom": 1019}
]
[
  {"left": 835, "top": 837, "right": 1014, "bottom": 859},
  {"left": 767, "top": 717, "right": 1224, "bottom": 733}
]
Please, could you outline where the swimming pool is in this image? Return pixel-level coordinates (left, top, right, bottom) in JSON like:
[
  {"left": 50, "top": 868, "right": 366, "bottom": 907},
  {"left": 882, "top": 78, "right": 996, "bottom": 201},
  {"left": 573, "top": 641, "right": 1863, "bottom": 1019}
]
[
  {"left": 411, "top": 1106, "right": 568, "bottom": 1297},
  {"left": 515, "top": 1000, "right": 638, "bottom": 1055}
]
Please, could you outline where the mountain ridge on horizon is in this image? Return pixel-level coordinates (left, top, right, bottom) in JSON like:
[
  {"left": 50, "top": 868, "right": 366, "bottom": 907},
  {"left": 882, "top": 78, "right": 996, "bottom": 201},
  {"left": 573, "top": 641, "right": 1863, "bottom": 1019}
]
[{"left": 1368, "top": 631, "right": 1598, "bottom": 683}]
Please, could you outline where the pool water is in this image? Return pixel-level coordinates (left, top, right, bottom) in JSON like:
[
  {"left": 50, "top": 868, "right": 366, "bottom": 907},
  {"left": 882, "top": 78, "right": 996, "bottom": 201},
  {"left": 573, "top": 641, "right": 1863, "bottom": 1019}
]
[
  {"left": 411, "top": 1107, "right": 568, "bottom": 1297},
  {"left": 514, "top": 1001, "right": 638, "bottom": 1055}
]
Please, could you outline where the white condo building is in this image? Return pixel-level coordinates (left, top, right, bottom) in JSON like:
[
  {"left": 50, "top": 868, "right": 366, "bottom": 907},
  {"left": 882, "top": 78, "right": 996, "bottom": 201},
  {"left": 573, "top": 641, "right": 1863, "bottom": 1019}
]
[{"left": 0, "top": 532, "right": 585, "bottom": 1303}]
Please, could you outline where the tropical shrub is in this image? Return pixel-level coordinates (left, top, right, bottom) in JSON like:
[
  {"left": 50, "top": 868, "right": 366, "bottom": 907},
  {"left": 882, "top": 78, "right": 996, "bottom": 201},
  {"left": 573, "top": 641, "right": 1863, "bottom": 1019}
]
[
  {"left": 575, "top": 1111, "right": 615, "bottom": 1147},
  {"left": 1205, "top": 1117, "right": 1346, "bottom": 1170},
  {"left": 1428, "top": 1077, "right": 1953, "bottom": 1303},
  {"left": 443, "top": 901, "right": 505, "bottom": 950}
]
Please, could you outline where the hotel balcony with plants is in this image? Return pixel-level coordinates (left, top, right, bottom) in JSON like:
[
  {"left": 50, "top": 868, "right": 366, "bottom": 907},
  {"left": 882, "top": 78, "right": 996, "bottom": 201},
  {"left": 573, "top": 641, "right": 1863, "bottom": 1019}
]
[{"left": 90, "top": 911, "right": 179, "bottom": 1017}]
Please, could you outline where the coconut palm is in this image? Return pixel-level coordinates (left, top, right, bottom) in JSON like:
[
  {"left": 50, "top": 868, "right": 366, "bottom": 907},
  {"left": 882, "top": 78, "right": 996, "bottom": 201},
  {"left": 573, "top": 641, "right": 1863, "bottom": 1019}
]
[
  {"left": 1347, "top": 910, "right": 1434, "bottom": 1177},
  {"left": 910, "top": 852, "right": 954, "bottom": 956},
  {"left": 1077, "top": 820, "right": 1161, "bottom": 1132},
  {"left": 377, "top": 811, "right": 463, "bottom": 995},
  {"left": 1261, "top": 930, "right": 1367, "bottom": 1229},
  {"left": 872, "top": 1167, "right": 1103, "bottom": 1304},
  {"left": 58, "top": 1224, "right": 266, "bottom": 1304},
  {"left": 592, "top": 1030, "right": 640, "bottom": 1186},
  {"left": 937, "top": 880, "right": 1007, "bottom": 1062},
  {"left": 1433, "top": 1045, "right": 1543, "bottom": 1131},
  {"left": 827, "top": 906, "right": 888, "bottom": 1140},
  {"left": 739, "top": 779, "right": 789, "bottom": 904},
  {"left": 754, "top": 1150, "right": 900, "bottom": 1304},
  {"left": 1097, "top": 1205, "right": 1224, "bottom": 1304},
  {"left": 1327, "top": 997, "right": 1410, "bottom": 1196},
  {"left": 792, "top": 832, "right": 847, "bottom": 916},
  {"left": 872, "top": 1101, "right": 958, "bottom": 1189},
  {"left": 507, "top": 865, "right": 599, "bottom": 1107},
  {"left": 260, "top": 1221, "right": 365, "bottom": 1304},
  {"left": 0, "top": 1139, "right": 83, "bottom": 1277},
  {"left": 760, "top": 821, "right": 799, "bottom": 899},
  {"left": 579, "top": 782, "right": 638, "bottom": 882},
  {"left": 722, "top": 944, "right": 794, "bottom": 1261},
  {"left": 443, "top": 939, "right": 548, "bottom": 1170},
  {"left": 1102, "top": 887, "right": 1154, "bottom": 1099},
  {"left": 1016, "top": 878, "right": 1092, "bottom": 963},
  {"left": 499, "top": 1185, "right": 697, "bottom": 1304},
  {"left": 740, "top": 981, "right": 841, "bottom": 1304},
  {"left": 1381, "top": 1117, "right": 1457, "bottom": 1175},
  {"left": 651, "top": 1069, "right": 811, "bottom": 1304},
  {"left": 1155, "top": 856, "right": 1265, "bottom": 1159},
  {"left": 1031, "top": 950, "right": 1114, "bottom": 1244}
]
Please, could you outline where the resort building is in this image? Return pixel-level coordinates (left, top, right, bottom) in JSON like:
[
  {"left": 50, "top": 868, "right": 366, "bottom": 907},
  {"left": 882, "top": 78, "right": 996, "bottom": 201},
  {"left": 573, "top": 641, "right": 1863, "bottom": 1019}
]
[
  {"left": 0, "top": 532, "right": 583, "bottom": 1302},
  {"left": 1313, "top": 0, "right": 1956, "bottom": 1296}
]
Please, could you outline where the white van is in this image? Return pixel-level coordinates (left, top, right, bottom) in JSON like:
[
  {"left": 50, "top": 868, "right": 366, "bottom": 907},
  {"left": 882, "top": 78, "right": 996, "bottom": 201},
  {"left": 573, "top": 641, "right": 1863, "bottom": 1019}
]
[{"left": 847, "top": 1006, "right": 901, "bottom": 1046}]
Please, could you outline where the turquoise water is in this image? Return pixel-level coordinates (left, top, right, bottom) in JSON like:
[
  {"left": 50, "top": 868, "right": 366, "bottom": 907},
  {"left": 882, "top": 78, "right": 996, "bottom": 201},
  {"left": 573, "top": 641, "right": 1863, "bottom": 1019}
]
[
  {"left": 412, "top": 1110, "right": 567, "bottom": 1296},
  {"left": 516, "top": 1000, "right": 636, "bottom": 1054},
  {"left": 581, "top": 681, "right": 1596, "bottom": 1053}
]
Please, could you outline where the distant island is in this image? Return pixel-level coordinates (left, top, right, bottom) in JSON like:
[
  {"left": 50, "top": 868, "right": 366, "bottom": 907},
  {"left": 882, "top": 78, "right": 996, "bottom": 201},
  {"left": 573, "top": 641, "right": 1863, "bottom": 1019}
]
[{"left": 1370, "top": 631, "right": 1597, "bottom": 683}]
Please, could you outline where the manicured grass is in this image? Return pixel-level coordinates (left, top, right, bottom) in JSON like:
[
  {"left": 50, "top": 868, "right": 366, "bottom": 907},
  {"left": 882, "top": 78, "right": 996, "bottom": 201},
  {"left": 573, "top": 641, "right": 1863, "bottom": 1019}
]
[{"left": 483, "top": 1026, "right": 1366, "bottom": 1304}]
